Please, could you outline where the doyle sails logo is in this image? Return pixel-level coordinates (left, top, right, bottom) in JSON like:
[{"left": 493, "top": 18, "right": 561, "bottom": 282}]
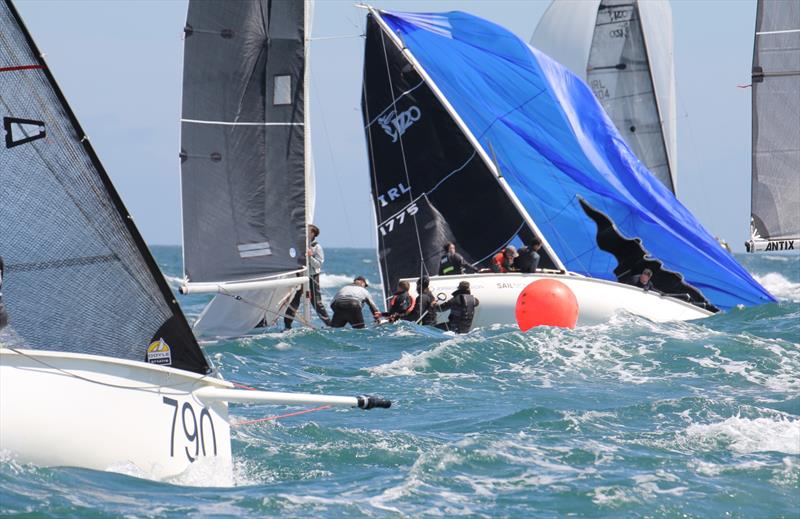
[
  {"left": 378, "top": 106, "right": 421, "bottom": 143},
  {"left": 147, "top": 338, "right": 172, "bottom": 366}
]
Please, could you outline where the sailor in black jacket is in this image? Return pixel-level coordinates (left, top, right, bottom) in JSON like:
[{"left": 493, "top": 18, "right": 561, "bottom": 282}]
[
  {"left": 411, "top": 276, "right": 438, "bottom": 326},
  {"left": 438, "top": 242, "right": 476, "bottom": 276},
  {"left": 438, "top": 280, "right": 479, "bottom": 334}
]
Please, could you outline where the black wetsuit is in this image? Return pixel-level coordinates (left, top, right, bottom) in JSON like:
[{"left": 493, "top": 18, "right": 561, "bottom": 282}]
[
  {"left": 330, "top": 284, "right": 380, "bottom": 329},
  {"left": 438, "top": 288, "right": 479, "bottom": 334},
  {"left": 439, "top": 252, "right": 475, "bottom": 275},
  {"left": 515, "top": 247, "right": 541, "bottom": 273},
  {"left": 0, "top": 257, "right": 7, "bottom": 329},
  {"left": 411, "top": 289, "right": 437, "bottom": 326}
]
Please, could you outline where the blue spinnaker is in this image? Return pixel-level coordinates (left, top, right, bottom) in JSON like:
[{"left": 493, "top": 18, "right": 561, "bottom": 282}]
[{"left": 379, "top": 10, "right": 775, "bottom": 310}]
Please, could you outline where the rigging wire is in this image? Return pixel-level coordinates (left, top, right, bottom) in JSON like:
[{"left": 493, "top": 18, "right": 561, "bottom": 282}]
[
  {"left": 377, "top": 21, "right": 429, "bottom": 286},
  {"left": 216, "top": 286, "right": 316, "bottom": 330}
]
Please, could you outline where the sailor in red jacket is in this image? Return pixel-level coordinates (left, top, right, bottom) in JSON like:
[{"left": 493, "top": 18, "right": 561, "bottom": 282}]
[{"left": 490, "top": 246, "right": 518, "bottom": 273}]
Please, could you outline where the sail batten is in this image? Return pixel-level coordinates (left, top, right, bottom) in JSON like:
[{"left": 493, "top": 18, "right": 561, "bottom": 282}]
[{"left": 1, "top": 0, "right": 209, "bottom": 373}]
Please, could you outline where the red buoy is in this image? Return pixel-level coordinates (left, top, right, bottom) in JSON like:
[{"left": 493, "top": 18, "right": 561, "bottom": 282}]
[{"left": 515, "top": 279, "right": 579, "bottom": 331}]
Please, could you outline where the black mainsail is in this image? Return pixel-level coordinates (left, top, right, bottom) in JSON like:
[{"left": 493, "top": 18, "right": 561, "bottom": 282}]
[
  {"left": 748, "top": 0, "right": 800, "bottom": 252},
  {"left": 179, "top": 0, "right": 312, "bottom": 335},
  {"left": 0, "top": 0, "right": 209, "bottom": 373},
  {"left": 361, "top": 12, "right": 559, "bottom": 300}
]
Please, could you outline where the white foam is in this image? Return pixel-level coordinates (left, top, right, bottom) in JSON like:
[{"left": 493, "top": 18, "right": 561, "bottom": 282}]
[
  {"left": 319, "top": 273, "right": 381, "bottom": 289},
  {"left": 685, "top": 415, "right": 800, "bottom": 455},
  {"left": 368, "top": 339, "right": 461, "bottom": 376},
  {"left": 753, "top": 272, "right": 800, "bottom": 302}
]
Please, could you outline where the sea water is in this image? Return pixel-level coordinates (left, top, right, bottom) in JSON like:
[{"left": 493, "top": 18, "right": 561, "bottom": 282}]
[{"left": 1, "top": 248, "right": 798, "bottom": 517}]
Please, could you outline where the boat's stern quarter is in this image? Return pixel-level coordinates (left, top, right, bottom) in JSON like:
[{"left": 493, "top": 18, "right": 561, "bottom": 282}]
[{"left": 0, "top": 350, "right": 232, "bottom": 480}]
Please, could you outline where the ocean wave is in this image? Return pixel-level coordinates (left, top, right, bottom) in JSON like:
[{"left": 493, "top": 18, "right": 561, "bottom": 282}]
[
  {"left": 753, "top": 272, "right": 800, "bottom": 302},
  {"left": 684, "top": 415, "right": 800, "bottom": 454},
  {"left": 319, "top": 273, "right": 382, "bottom": 289}
]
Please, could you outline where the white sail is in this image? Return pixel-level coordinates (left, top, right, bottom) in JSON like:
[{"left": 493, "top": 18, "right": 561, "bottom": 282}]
[{"left": 531, "top": 0, "right": 678, "bottom": 193}]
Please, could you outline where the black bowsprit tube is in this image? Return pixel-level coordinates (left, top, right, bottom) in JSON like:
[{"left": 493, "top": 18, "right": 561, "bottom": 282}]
[{"left": 357, "top": 395, "right": 392, "bottom": 409}]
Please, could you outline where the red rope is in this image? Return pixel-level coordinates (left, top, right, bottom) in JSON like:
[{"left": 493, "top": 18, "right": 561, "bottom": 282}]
[
  {"left": 0, "top": 65, "right": 43, "bottom": 73},
  {"left": 232, "top": 382, "right": 259, "bottom": 391},
  {"left": 232, "top": 405, "right": 332, "bottom": 426}
]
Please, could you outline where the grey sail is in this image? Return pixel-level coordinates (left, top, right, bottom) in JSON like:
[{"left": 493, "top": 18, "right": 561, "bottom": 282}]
[
  {"left": 586, "top": 0, "right": 674, "bottom": 192},
  {"left": 749, "top": 0, "right": 800, "bottom": 252},
  {"left": 0, "top": 0, "right": 209, "bottom": 373},
  {"left": 181, "top": 0, "right": 308, "bottom": 284}
]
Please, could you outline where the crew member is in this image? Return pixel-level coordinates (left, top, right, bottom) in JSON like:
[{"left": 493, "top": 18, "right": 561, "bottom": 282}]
[
  {"left": 330, "top": 276, "right": 381, "bottom": 329},
  {"left": 515, "top": 239, "right": 542, "bottom": 273},
  {"left": 384, "top": 280, "right": 416, "bottom": 322},
  {"left": 284, "top": 224, "right": 331, "bottom": 330},
  {"left": 627, "top": 268, "right": 655, "bottom": 291},
  {"left": 437, "top": 280, "right": 479, "bottom": 334},
  {"left": 490, "top": 246, "right": 518, "bottom": 273},
  {"left": 410, "top": 276, "right": 437, "bottom": 326},
  {"left": 439, "top": 242, "right": 476, "bottom": 275},
  {"left": 0, "top": 256, "right": 7, "bottom": 330}
]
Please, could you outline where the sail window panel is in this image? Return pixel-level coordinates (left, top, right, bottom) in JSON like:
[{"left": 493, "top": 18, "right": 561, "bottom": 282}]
[{"left": 273, "top": 75, "right": 292, "bottom": 106}]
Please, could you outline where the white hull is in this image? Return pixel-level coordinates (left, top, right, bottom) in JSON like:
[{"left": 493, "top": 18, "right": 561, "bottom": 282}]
[
  {"left": 0, "top": 349, "right": 233, "bottom": 482},
  {"left": 406, "top": 272, "right": 711, "bottom": 328}
]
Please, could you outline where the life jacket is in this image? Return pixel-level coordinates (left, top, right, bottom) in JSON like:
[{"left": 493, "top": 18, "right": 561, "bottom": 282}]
[
  {"left": 446, "top": 292, "right": 477, "bottom": 332},
  {"left": 492, "top": 251, "right": 509, "bottom": 273},
  {"left": 388, "top": 291, "right": 415, "bottom": 317},
  {"left": 439, "top": 253, "right": 457, "bottom": 275},
  {"left": 414, "top": 290, "right": 437, "bottom": 325}
]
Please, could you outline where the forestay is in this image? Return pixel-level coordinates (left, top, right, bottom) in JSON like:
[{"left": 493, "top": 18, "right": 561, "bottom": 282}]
[
  {"left": 368, "top": 9, "right": 774, "bottom": 311},
  {"left": 749, "top": 0, "right": 800, "bottom": 251},
  {"left": 531, "top": 0, "right": 677, "bottom": 193},
  {"left": 0, "top": 0, "right": 209, "bottom": 373}
]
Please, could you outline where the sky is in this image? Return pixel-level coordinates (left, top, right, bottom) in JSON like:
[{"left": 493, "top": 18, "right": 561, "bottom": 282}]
[{"left": 14, "top": 0, "right": 759, "bottom": 251}]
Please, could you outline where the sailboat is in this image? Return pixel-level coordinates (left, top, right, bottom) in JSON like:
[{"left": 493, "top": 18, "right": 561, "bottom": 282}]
[
  {"left": 530, "top": 0, "right": 678, "bottom": 194},
  {"left": 360, "top": 7, "right": 775, "bottom": 328},
  {"left": 178, "top": 0, "right": 315, "bottom": 337},
  {"left": 0, "top": 0, "right": 388, "bottom": 481},
  {"left": 746, "top": 0, "right": 799, "bottom": 253}
]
